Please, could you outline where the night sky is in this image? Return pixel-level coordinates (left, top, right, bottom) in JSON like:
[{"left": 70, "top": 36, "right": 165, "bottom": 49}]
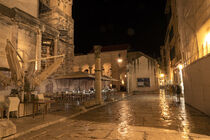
[{"left": 73, "top": 0, "right": 167, "bottom": 58}]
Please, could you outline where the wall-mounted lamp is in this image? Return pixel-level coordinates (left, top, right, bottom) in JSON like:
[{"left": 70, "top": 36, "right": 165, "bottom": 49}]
[{"left": 117, "top": 54, "right": 123, "bottom": 63}]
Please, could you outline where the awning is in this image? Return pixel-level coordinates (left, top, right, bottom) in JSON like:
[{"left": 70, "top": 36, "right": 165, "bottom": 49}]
[
  {"left": 55, "top": 72, "right": 119, "bottom": 82},
  {"left": 55, "top": 72, "right": 95, "bottom": 79},
  {"left": 101, "top": 76, "right": 119, "bottom": 81}
]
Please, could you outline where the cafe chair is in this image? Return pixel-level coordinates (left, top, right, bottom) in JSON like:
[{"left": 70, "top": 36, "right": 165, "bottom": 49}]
[{"left": 6, "top": 97, "right": 20, "bottom": 119}]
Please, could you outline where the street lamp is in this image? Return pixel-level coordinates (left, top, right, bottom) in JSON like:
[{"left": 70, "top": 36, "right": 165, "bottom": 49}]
[
  {"left": 178, "top": 64, "right": 183, "bottom": 70},
  {"left": 160, "top": 73, "right": 165, "bottom": 78},
  {"left": 117, "top": 54, "right": 123, "bottom": 63}
]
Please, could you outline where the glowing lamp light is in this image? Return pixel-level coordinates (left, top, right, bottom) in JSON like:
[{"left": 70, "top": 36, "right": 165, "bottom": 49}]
[
  {"left": 117, "top": 54, "right": 123, "bottom": 63},
  {"left": 117, "top": 58, "right": 123, "bottom": 63},
  {"left": 204, "top": 33, "right": 210, "bottom": 45},
  {"left": 178, "top": 64, "right": 183, "bottom": 70},
  {"left": 121, "top": 80, "right": 125, "bottom": 85},
  {"left": 160, "top": 73, "right": 165, "bottom": 78}
]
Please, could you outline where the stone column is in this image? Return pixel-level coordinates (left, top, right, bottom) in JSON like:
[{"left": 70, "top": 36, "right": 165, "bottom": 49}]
[
  {"left": 54, "top": 35, "right": 58, "bottom": 58},
  {"left": 89, "top": 66, "right": 92, "bottom": 74},
  {"left": 94, "top": 45, "right": 102, "bottom": 104},
  {"left": 101, "top": 66, "right": 104, "bottom": 76},
  {"left": 36, "top": 29, "right": 42, "bottom": 71},
  {"left": 79, "top": 66, "right": 82, "bottom": 72}
]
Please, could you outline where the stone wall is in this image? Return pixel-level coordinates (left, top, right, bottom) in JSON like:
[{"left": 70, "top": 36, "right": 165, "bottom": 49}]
[
  {"left": 17, "top": 27, "right": 37, "bottom": 70},
  {"left": 56, "top": 41, "right": 74, "bottom": 75},
  {"left": 176, "top": 0, "right": 210, "bottom": 116},
  {"left": 39, "top": 0, "right": 74, "bottom": 76},
  {"left": 0, "top": 0, "right": 39, "bottom": 17},
  {"left": 0, "top": 20, "right": 13, "bottom": 68},
  {"left": 176, "top": 0, "right": 210, "bottom": 65},
  {"left": 0, "top": 3, "right": 73, "bottom": 94},
  {"left": 183, "top": 54, "right": 210, "bottom": 116}
]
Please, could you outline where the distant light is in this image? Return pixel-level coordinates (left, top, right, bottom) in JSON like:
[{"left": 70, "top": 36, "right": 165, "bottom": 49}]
[
  {"left": 160, "top": 73, "right": 165, "bottom": 78},
  {"left": 125, "top": 74, "right": 127, "bottom": 78},
  {"left": 204, "top": 33, "right": 210, "bottom": 45},
  {"left": 178, "top": 64, "right": 183, "bottom": 70},
  {"left": 121, "top": 80, "right": 124, "bottom": 85},
  {"left": 117, "top": 58, "right": 123, "bottom": 63}
]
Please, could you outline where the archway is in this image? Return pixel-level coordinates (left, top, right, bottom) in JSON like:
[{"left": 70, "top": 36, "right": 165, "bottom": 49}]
[{"left": 103, "top": 63, "right": 112, "bottom": 77}]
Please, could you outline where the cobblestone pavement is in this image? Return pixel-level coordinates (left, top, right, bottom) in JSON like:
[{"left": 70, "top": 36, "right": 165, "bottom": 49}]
[{"left": 16, "top": 90, "right": 210, "bottom": 140}]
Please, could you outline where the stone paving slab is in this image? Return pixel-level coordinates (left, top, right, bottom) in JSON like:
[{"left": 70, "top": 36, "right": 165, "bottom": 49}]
[
  {"left": 4, "top": 91, "right": 210, "bottom": 139},
  {"left": 15, "top": 120, "right": 210, "bottom": 140}
]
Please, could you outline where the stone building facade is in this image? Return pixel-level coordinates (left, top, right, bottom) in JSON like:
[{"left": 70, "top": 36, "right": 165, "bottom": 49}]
[
  {"left": 73, "top": 45, "right": 129, "bottom": 90},
  {"left": 39, "top": 0, "right": 74, "bottom": 75},
  {"left": 161, "top": 0, "right": 182, "bottom": 85},
  {"left": 176, "top": 0, "right": 210, "bottom": 116},
  {"left": 127, "top": 52, "right": 159, "bottom": 92},
  {"left": 162, "top": 0, "right": 210, "bottom": 116},
  {"left": 0, "top": 0, "right": 74, "bottom": 92}
]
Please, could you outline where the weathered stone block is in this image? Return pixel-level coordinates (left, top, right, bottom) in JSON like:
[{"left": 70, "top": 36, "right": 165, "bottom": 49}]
[{"left": 0, "top": 120, "right": 16, "bottom": 138}]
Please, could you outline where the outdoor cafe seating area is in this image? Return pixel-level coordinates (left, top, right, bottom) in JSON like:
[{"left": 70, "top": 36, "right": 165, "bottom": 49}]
[
  {"left": 0, "top": 91, "right": 54, "bottom": 120},
  {"left": 0, "top": 87, "right": 118, "bottom": 120}
]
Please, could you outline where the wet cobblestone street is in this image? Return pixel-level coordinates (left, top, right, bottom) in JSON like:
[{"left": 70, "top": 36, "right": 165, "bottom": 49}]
[
  {"left": 16, "top": 90, "right": 210, "bottom": 140},
  {"left": 75, "top": 90, "right": 210, "bottom": 135}
]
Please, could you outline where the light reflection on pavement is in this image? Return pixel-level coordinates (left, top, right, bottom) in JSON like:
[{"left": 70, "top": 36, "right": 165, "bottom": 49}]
[
  {"left": 117, "top": 100, "right": 130, "bottom": 138},
  {"left": 75, "top": 90, "right": 210, "bottom": 136},
  {"left": 159, "top": 89, "right": 171, "bottom": 122},
  {"left": 160, "top": 89, "right": 191, "bottom": 139}
]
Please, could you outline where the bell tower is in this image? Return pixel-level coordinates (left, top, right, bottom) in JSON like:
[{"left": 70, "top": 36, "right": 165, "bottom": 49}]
[{"left": 39, "top": 0, "right": 74, "bottom": 74}]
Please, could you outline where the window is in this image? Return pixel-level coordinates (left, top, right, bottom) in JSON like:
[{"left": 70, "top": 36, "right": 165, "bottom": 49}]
[
  {"left": 137, "top": 78, "right": 150, "bottom": 87},
  {"left": 39, "top": 0, "right": 51, "bottom": 14},
  {"left": 169, "top": 26, "right": 174, "bottom": 42},
  {"left": 170, "top": 46, "right": 175, "bottom": 60}
]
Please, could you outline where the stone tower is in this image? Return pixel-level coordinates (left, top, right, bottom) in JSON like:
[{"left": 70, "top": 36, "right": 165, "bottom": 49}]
[{"left": 39, "top": 0, "right": 74, "bottom": 75}]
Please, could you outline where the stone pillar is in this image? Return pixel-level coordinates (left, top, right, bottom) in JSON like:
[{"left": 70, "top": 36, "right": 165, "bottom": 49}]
[
  {"left": 89, "top": 66, "right": 92, "bottom": 74},
  {"left": 54, "top": 36, "right": 58, "bottom": 58},
  {"left": 101, "top": 66, "right": 104, "bottom": 76},
  {"left": 79, "top": 66, "right": 82, "bottom": 72},
  {"left": 36, "top": 29, "right": 42, "bottom": 71},
  {"left": 65, "top": 46, "right": 73, "bottom": 74},
  {"left": 94, "top": 45, "right": 102, "bottom": 104}
]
